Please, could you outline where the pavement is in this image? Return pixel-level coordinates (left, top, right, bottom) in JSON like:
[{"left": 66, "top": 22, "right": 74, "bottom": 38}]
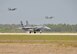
[{"left": 0, "top": 33, "right": 77, "bottom": 35}]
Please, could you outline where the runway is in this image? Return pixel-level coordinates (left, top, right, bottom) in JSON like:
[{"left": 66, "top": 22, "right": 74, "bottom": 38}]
[{"left": 0, "top": 33, "right": 77, "bottom": 35}]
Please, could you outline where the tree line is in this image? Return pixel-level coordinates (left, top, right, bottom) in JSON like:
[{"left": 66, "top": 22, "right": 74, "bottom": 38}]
[
  {"left": 0, "top": 24, "right": 77, "bottom": 33},
  {"left": 46, "top": 24, "right": 77, "bottom": 32}
]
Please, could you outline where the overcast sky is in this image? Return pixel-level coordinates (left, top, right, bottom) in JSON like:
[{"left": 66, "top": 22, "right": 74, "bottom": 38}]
[{"left": 0, "top": 0, "right": 77, "bottom": 24}]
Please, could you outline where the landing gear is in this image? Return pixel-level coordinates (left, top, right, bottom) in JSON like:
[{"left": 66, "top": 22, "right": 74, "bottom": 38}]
[
  {"left": 28, "top": 30, "right": 42, "bottom": 34},
  {"left": 34, "top": 31, "right": 36, "bottom": 33},
  {"left": 29, "top": 31, "right": 31, "bottom": 33},
  {"left": 29, "top": 31, "right": 36, "bottom": 33},
  {"left": 40, "top": 30, "right": 42, "bottom": 33}
]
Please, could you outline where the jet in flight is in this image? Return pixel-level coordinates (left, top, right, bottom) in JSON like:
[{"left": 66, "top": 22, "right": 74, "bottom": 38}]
[
  {"left": 19, "top": 20, "right": 51, "bottom": 33},
  {"left": 45, "top": 16, "right": 53, "bottom": 19},
  {"left": 8, "top": 8, "right": 17, "bottom": 11}
]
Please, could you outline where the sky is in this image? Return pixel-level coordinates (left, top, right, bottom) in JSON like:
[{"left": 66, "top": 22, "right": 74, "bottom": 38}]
[{"left": 0, "top": 0, "right": 77, "bottom": 25}]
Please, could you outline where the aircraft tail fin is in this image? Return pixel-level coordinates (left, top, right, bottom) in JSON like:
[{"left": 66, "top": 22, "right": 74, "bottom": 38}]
[
  {"left": 20, "top": 21, "right": 24, "bottom": 27},
  {"left": 26, "top": 20, "right": 29, "bottom": 26}
]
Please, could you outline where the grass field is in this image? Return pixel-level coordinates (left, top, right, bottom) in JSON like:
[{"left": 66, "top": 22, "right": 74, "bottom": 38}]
[
  {"left": 0, "top": 33, "right": 77, "bottom": 47},
  {"left": 0, "top": 35, "right": 77, "bottom": 40},
  {"left": 0, "top": 33, "right": 77, "bottom": 54},
  {"left": 0, "top": 33, "right": 77, "bottom": 44}
]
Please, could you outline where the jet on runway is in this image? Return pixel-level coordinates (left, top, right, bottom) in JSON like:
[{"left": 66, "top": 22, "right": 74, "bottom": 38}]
[{"left": 19, "top": 20, "right": 51, "bottom": 33}]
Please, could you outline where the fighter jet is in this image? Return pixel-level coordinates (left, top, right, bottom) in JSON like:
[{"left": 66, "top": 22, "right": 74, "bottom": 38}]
[
  {"left": 19, "top": 20, "right": 51, "bottom": 33},
  {"left": 8, "top": 8, "right": 17, "bottom": 11},
  {"left": 45, "top": 16, "right": 53, "bottom": 19}
]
